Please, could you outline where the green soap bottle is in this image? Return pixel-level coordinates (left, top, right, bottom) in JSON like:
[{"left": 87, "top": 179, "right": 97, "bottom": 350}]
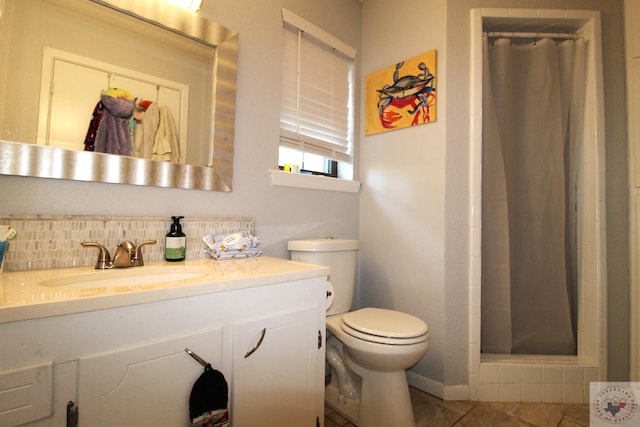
[{"left": 165, "top": 216, "right": 186, "bottom": 261}]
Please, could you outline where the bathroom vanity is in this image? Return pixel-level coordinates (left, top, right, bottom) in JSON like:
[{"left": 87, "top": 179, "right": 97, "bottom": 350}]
[{"left": 0, "top": 257, "right": 328, "bottom": 426}]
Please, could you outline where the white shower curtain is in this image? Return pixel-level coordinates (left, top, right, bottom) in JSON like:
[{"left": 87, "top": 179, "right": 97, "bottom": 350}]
[{"left": 481, "top": 36, "right": 586, "bottom": 355}]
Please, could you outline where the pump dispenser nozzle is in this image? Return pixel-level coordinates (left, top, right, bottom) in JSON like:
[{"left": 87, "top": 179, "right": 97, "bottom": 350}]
[{"left": 171, "top": 216, "right": 184, "bottom": 233}]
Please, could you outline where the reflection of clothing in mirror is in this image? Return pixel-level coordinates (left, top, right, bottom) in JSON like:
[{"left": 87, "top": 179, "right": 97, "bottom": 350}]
[
  {"left": 84, "top": 90, "right": 179, "bottom": 161},
  {"left": 134, "top": 102, "right": 159, "bottom": 160},
  {"left": 93, "top": 95, "right": 135, "bottom": 155},
  {"left": 153, "top": 104, "right": 180, "bottom": 163},
  {"left": 83, "top": 101, "right": 104, "bottom": 151}
]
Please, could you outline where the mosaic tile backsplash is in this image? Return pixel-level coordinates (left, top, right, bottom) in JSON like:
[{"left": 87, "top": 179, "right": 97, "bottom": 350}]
[{"left": 0, "top": 215, "right": 255, "bottom": 272}]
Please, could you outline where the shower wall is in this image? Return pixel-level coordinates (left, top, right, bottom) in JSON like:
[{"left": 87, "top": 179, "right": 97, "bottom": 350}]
[{"left": 468, "top": 8, "right": 607, "bottom": 403}]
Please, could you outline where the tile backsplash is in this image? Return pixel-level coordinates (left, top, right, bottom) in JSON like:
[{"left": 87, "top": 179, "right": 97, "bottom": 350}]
[{"left": 0, "top": 215, "right": 255, "bottom": 272}]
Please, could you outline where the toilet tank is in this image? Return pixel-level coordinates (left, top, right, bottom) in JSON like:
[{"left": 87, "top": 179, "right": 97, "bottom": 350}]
[{"left": 288, "top": 239, "right": 358, "bottom": 316}]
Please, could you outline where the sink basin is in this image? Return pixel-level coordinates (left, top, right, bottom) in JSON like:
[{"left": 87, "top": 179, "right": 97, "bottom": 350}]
[{"left": 38, "top": 265, "right": 213, "bottom": 289}]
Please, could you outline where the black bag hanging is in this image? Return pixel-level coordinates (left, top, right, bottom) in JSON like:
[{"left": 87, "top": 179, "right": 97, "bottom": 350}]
[{"left": 186, "top": 348, "right": 230, "bottom": 427}]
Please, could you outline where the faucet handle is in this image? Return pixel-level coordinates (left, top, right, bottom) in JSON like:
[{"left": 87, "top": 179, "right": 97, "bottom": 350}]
[
  {"left": 132, "top": 240, "right": 157, "bottom": 266},
  {"left": 81, "top": 241, "right": 111, "bottom": 269}
]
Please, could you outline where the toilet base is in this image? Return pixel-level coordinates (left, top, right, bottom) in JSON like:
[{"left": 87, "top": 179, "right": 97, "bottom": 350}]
[
  {"left": 325, "top": 358, "right": 416, "bottom": 427},
  {"left": 325, "top": 382, "right": 360, "bottom": 423}
]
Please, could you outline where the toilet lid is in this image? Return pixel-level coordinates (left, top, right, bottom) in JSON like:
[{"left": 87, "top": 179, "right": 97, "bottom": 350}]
[{"left": 341, "top": 308, "right": 429, "bottom": 345}]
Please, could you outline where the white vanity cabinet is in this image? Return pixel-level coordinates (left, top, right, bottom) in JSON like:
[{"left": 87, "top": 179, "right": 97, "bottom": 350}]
[
  {"left": 0, "top": 273, "right": 327, "bottom": 427},
  {"left": 232, "top": 306, "right": 323, "bottom": 426}
]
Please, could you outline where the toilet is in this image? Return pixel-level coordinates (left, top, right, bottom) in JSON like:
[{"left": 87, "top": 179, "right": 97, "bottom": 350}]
[{"left": 288, "top": 238, "right": 430, "bottom": 427}]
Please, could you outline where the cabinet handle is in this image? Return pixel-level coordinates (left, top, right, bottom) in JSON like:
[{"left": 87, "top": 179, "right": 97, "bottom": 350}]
[{"left": 244, "top": 328, "right": 266, "bottom": 358}]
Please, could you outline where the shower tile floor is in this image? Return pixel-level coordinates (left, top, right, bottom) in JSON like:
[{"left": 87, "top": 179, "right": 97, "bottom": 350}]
[{"left": 324, "top": 387, "right": 590, "bottom": 426}]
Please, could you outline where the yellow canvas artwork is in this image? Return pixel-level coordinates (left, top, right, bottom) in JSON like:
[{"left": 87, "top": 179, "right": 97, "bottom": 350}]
[{"left": 365, "top": 49, "right": 437, "bottom": 135}]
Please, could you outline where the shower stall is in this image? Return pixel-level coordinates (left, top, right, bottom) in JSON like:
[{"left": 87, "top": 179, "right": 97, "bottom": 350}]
[{"left": 468, "top": 8, "right": 607, "bottom": 403}]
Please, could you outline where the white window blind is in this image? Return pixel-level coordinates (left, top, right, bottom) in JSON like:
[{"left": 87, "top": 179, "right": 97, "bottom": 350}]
[{"left": 280, "top": 9, "right": 356, "bottom": 163}]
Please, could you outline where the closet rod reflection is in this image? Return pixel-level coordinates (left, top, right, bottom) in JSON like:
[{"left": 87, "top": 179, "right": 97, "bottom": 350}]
[{"left": 484, "top": 31, "right": 580, "bottom": 40}]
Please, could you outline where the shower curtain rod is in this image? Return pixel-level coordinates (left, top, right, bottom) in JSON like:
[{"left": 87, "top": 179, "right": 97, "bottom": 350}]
[{"left": 484, "top": 31, "right": 580, "bottom": 40}]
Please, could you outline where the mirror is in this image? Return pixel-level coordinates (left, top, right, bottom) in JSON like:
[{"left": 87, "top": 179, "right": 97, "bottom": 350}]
[{"left": 0, "top": 0, "right": 238, "bottom": 191}]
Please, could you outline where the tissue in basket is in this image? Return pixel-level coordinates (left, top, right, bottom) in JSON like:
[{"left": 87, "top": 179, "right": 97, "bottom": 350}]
[{"left": 202, "top": 231, "right": 262, "bottom": 260}]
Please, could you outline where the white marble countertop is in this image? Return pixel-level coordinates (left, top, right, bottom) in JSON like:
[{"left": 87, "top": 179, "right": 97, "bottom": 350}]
[{"left": 0, "top": 257, "right": 329, "bottom": 324}]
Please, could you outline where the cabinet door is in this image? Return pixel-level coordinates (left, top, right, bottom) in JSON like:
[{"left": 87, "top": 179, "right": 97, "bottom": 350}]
[
  {"left": 78, "top": 328, "right": 224, "bottom": 427},
  {"left": 232, "top": 307, "right": 323, "bottom": 427}
]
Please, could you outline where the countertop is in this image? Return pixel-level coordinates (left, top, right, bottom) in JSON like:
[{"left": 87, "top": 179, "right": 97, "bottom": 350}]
[{"left": 0, "top": 256, "right": 329, "bottom": 324}]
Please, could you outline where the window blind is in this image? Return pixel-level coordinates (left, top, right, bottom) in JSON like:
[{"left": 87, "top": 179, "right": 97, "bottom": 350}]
[{"left": 280, "top": 10, "right": 356, "bottom": 163}]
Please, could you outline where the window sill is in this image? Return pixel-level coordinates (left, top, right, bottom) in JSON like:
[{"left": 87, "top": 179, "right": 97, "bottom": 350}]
[{"left": 269, "top": 169, "right": 360, "bottom": 193}]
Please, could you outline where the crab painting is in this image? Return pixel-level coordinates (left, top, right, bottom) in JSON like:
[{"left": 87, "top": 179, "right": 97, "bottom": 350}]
[{"left": 376, "top": 61, "right": 436, "bottom": 129}]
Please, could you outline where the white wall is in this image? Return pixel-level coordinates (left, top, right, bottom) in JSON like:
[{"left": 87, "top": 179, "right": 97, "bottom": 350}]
[
  {"left": 359, "top": 0, "right": 629, "bottom": 397},
  {"left": 0, "top": 0, "right": 362, "bottom": 259},
  {"left": 359, "top": 0, "right": 449, "bottom": 391}
]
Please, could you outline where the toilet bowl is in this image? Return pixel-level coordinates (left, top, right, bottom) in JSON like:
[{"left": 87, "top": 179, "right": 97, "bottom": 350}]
[
  {"left": 325, "top": 309, "right": 429, "bottom": 426},
  {"left": 288, "top": 239, "right": 430, "bottom": 427}
]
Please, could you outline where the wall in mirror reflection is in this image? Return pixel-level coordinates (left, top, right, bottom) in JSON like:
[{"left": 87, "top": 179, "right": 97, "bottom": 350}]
[{"left": 0, "top": 0, "right": 214, "bottom": 166}]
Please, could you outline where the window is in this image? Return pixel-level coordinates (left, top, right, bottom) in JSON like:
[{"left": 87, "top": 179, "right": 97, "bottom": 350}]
[{"left": 280, "top": 9, "right": 356, "bottom": 179}]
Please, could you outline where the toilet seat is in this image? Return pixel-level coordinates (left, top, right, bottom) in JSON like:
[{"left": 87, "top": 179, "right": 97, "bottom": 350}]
[{"left": 341, "top": 308, "right": 429, "bottom": 345}]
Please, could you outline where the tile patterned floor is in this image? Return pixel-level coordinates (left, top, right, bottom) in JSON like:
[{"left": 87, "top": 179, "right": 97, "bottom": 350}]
[{"left": 324, "top": 387, "right": 590, "bottom": 427}]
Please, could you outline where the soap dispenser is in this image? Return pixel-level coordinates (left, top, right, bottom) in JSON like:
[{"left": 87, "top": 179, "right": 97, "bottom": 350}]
[{"left": 165, "top": 216, "right": 186, "bottom": 262}]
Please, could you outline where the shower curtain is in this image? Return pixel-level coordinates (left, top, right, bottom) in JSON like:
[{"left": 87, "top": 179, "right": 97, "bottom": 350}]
[{"left": 481, "top": 36, "right": 586, "bottom": 355}]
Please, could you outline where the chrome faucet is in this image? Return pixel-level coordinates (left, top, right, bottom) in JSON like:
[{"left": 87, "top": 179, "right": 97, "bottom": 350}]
[{"left": 81, "top": 240, "right": 157, "bottom": 269}]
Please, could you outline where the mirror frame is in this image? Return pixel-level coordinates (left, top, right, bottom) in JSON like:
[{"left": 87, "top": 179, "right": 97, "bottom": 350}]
[{"left": 0, "top": 0, "right": 238, "bottom": 191}]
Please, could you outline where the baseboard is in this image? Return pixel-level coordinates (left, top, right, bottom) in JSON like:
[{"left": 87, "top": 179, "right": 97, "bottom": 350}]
[
  {"left": 407, "top": 371, "right": 470, "bottom": 401},
  {"left": 406, "top": 371, "right": 443, "bottom": 398}
]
